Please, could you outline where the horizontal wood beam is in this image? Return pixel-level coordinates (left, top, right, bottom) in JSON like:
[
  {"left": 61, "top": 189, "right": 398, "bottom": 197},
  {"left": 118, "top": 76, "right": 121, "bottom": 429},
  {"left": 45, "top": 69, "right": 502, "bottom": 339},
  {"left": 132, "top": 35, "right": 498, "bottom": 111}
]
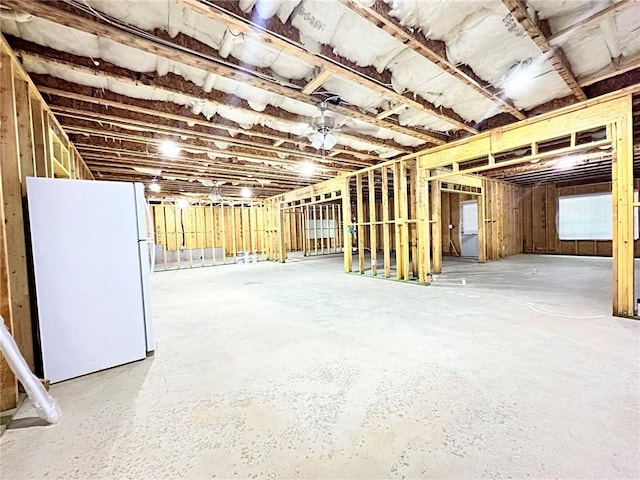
[
  {"left": 4, "top": 0, "right": 445, "bottom": 145},
  {"left": 36, "top": 84, "right": 383, "bottom": 161},
  {"left": 548, "top": 0, "right": 635, "bottom": 46},
  {"left": 339, "top": 0, "right": 526, "bottom": 121},
  {"left": 15, "top": 49, "right": 410, "bottom": 155},
  {"left": 51, "top": 106, "right": 371, "bottom": 167},
  {"left": 578, "top": 50, "right": 640, "bottom": 87},
  {"left": 502, "top": 0, "right": 587, "bottom": 102},
  {"left": 302, "top": 69, "right": 333, "bottom": 95}
]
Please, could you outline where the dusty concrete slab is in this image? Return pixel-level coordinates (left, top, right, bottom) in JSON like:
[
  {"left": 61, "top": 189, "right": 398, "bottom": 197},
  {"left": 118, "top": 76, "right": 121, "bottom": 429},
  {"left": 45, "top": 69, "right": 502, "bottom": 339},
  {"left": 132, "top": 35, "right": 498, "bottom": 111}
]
[{"left": 1, "top": 254, "right": 638, "bottom": 479}]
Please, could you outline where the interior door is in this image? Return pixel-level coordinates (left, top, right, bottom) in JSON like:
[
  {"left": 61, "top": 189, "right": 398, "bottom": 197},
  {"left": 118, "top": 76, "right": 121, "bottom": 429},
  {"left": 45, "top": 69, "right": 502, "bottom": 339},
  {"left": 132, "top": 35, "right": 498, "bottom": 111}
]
[{"left": 460, "top": 200, "right": 479, "bottom": 257}]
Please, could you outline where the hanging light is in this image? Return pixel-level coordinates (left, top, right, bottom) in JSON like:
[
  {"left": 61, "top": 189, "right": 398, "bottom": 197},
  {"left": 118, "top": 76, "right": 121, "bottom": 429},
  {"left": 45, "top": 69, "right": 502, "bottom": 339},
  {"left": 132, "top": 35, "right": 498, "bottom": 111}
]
[
  {"left": 240, "top": 187, "right": 252, "bottom": 198},
  {"left": 149, "top": 182, "right": 161, "bottom": 193},
  {"left": 159, "top": 140, "right": 181, "bottom": 158},
  {"left": 209, "top": 184, "right": 222, "bottom": 203}
]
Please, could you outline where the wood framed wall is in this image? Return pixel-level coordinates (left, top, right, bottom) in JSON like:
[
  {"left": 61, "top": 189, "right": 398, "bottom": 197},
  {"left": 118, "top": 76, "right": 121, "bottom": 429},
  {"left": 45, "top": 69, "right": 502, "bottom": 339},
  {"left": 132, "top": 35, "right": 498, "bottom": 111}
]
[
  {"left": 282, "top": 203, "right": 343, "bottom": 257},
  {"left": 1, "top": 36, "right": 93, "bottom": 411},
  {"left": 151, "top": 200, "right": 267, "bottom": 269},
  {"left": 268, "top": 88, "right": 637, "bottom": 317},
  {"left": 522, "top": 180, "right": 640, "bottom": 257}
]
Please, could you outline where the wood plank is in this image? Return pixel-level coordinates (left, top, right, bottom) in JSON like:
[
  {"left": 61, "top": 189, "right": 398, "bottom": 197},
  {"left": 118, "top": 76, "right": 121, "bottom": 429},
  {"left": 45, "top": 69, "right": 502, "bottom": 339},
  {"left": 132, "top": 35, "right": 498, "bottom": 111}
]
[
  {"left": 368, "top": 170, "right": 378, "bottom": 276},
  {"left": 430, "top": 177, "right": 443, "bottom": 273},
  {"left": 30, "top": 98, "right": 49, "bottom": 178},
  {"left": 612, "top": 99, "right": 634, "bottom": 316},
  {"left": 478, "top": 185, "right": 487, "bottom": 262},
  {"left": 409, "top": 164, "right": 418, "bottom": 278},
  {"left": 0, "top": 50, "right": 34, "bottom": 377},
  {"left": 0, "top": 139, "right": 18, "bottom": 411},
  {"left": 381, "top": 167, "right": 391, "bottom": 278},
  {"left": 549, "top": 0, "right": 635, "bottom": 46},
  {"left": 356, "top": 174, "right": 365, "bottom": 274},
  {"left": 342, "top": 178, "right": 353, "bottom": 273},
  {"left": 15, "top": 79, "right": 35, "bottom": 188}
]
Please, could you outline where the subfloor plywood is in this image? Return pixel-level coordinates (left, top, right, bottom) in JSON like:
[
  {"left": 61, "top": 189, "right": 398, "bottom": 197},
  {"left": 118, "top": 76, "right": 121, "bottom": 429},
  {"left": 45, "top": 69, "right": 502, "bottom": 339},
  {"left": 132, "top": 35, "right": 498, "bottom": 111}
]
[{"left": 1, "top": 255, "right": 638, "bottom": 479}]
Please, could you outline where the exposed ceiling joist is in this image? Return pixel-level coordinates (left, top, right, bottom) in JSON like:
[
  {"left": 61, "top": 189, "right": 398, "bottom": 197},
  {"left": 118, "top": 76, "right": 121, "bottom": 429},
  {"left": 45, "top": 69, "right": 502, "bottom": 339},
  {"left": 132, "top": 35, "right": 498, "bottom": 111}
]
[
  {"left": 579, "top": 51, "right": 640, "bottom": 88},
  {"left": 338, "top": 0, "right": 526, "bottom": 121},
  {"left": 63, "top": 124, "right": 355, "bottom": 174},
  {"left": 50, "top": 107, "right": 372, "bottom": 168},
  {"left": 16, "top": 49, "right": 408, "bottom": 154},
  {"left": 175, "top": 0, "right": 475, "bottom": 136},
  {"left": 36, "top": 85, "right": 387, "bottom": 161},
  {"left": 301, "top": 69, "right": 332, "bottom": 95},
  {"left": 3, "top": 0, "right": 448, "bottom": 146},
  {"left": 502, "top": 0, "right": 587, "bottom": 102},
  {"left": 548, "top": 0, "right": 636, "bottom": 46}
]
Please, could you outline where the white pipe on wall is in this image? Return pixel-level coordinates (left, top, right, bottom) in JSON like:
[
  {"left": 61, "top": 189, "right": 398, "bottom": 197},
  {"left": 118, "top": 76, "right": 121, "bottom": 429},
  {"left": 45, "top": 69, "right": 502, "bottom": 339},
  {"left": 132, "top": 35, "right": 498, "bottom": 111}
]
[{"left": 0, "top": 318, "right": 61, "bottom": 424}]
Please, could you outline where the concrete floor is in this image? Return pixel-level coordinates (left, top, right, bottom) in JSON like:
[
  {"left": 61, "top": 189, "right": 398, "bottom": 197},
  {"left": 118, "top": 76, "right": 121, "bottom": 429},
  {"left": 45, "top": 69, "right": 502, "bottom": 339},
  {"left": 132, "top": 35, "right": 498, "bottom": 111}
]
[{"left": 1, "top": 254, "right": 639, "bottom": 479}]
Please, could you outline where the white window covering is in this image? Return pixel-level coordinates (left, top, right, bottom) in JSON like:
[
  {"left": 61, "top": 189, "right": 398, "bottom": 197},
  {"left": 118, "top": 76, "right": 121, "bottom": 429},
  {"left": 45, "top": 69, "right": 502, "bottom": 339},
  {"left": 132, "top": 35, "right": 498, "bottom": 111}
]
[{"left": 558, "top": 192, "right": 638, "bottom": 240}]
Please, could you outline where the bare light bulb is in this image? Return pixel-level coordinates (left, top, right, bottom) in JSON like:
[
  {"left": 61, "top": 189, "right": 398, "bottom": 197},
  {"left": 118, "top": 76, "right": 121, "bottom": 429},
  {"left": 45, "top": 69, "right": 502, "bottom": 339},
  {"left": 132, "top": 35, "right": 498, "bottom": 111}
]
[
  {"left": 300, "top": 162, "right": 315, "bottom": 176},
  {"left": 159, "top": 140, "right": 181, "bottom": 158},
  {"left": 149, "top": 182, "right": 161, "bottom": 193},
  {"left": 240, "top": 187, "right": 252, "bottom": 198}
]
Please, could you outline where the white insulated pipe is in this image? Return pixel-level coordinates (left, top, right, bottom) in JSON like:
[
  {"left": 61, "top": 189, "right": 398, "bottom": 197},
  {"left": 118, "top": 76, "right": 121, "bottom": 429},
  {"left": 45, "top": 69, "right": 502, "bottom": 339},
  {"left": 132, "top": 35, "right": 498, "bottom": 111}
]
[{"left": 0, "top": 318, "right": 61, "bottom": 424}]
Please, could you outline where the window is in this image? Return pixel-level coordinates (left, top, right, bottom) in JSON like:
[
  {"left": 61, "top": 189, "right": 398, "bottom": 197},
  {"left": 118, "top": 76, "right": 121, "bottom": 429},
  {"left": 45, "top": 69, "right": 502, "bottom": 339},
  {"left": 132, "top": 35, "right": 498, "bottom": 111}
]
[{"left": 558, "top": 192, "right": 638, "bottom": 240}]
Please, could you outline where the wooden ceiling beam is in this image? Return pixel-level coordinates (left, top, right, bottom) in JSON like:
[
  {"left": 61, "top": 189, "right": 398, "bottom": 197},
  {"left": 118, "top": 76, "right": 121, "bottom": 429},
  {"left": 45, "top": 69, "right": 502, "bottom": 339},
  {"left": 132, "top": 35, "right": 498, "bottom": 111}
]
[
  {"left": 62, "top": 124, "right": 357, "bottom": 173},
  {"left": 36, "top": 84, "right": 387, "bottom": 160},
  {"left": 502, "top": 0, "right": 587, "bottom": 101},
  {"left": 15, "top": 48, "right": 409, "bottom": 154},
  {"left": 338, "top": 0, "right": 526, "bottom": 121},
  {"left": 83, "top": 157, "right": 324, "bottom": 190},
  {"left": 301, "top": 69, "right": 333, "bottom": 95},
  {"left": 176, "top": 0, "right": 472, "bottom": 136},
  {"left": 548, "top": 0, "right": 635, "bottom": 46},
  {"left": 75, "top": 144, "right": 327, "bottom": 179},
  {"left": 3, "top": 0, "right": 446, "bottom": 145},
  {"left": 578, "top": 51, "right": 640, "bottom": 88},
  {"left": 51, "top": 106, "right": 373, "bottom": 169}
]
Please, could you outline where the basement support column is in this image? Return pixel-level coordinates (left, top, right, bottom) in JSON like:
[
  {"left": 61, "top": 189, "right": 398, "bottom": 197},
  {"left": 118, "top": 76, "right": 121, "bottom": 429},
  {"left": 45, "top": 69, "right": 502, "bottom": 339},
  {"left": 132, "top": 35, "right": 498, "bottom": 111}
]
[{"left": 612, "top": 95, "right": 635, "bottom": 317}]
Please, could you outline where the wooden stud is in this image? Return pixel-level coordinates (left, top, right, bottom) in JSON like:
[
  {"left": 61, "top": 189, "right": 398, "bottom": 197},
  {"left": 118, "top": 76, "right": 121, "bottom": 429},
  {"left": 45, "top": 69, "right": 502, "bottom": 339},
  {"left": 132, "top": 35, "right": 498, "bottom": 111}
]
[
  {"left": 342, "top": 178, "right": 353, "bottom": 273},
  {"left": 408, "top": 164, "right": 418, "bottom": 278},
  {"left": 478, "top": 185, "right": 487, "bottom": 263},
  {"left": 612, "top": 98, "right": 635, "bottom": 316},
  {"left": 30, "top": 97, "right": 50, "bottom": 178},
  {"left": 220, "top": 204, "right": 227, "bottom": 264},
  {"left": 381, "top": 167, "right": 391, "bottom": 278},
  {"left": 431, "top": 176, "right": 443, "bottom": 273},
  {"left": 356, "top": 174, "right": 365, "bottom": 274},
  {"left": 0, "top": 51, "right": 34, "bottom": 376},
  {"left": 368, "top": 170, "right": 377, "bottom": 276}
]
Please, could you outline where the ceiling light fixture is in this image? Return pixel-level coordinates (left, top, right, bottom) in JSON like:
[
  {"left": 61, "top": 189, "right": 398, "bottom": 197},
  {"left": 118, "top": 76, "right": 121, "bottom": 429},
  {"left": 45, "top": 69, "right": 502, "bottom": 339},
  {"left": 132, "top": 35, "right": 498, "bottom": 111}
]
[
  {"left": 503, "top": 58, "right": 534, "bottom": 98},
  {"left": 240, "top": 187, "right": 252, "bottom": 198},
  {"left": 159, "top": 140, "right": 181, "bottom": 158},
  {"left": 149, "top": 182, "right": 161, "bottom": 193},
  {"left": 299, "top": 161, "right": 316, "bottom": 176},
  {"left": 555, "top": 155, "right": 577, "bottom": 171}
]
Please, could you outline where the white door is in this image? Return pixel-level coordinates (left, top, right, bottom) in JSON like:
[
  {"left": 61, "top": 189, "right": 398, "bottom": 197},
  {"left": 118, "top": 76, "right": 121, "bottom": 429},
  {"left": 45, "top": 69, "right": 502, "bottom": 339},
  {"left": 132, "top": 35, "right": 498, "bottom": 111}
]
[
  {"left": 27, "top": 177, "right": 148, "bottom": 383},
  {"left": 460, "top": 200, "right": 479, "bottom": 257}
]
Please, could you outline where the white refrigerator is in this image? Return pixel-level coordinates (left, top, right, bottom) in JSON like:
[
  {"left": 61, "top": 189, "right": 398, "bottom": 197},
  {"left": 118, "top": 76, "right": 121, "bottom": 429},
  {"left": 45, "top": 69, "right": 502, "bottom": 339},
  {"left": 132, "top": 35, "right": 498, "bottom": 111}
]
[{"left": 26, "top": 177, "right": 155, "bottom": 383}]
